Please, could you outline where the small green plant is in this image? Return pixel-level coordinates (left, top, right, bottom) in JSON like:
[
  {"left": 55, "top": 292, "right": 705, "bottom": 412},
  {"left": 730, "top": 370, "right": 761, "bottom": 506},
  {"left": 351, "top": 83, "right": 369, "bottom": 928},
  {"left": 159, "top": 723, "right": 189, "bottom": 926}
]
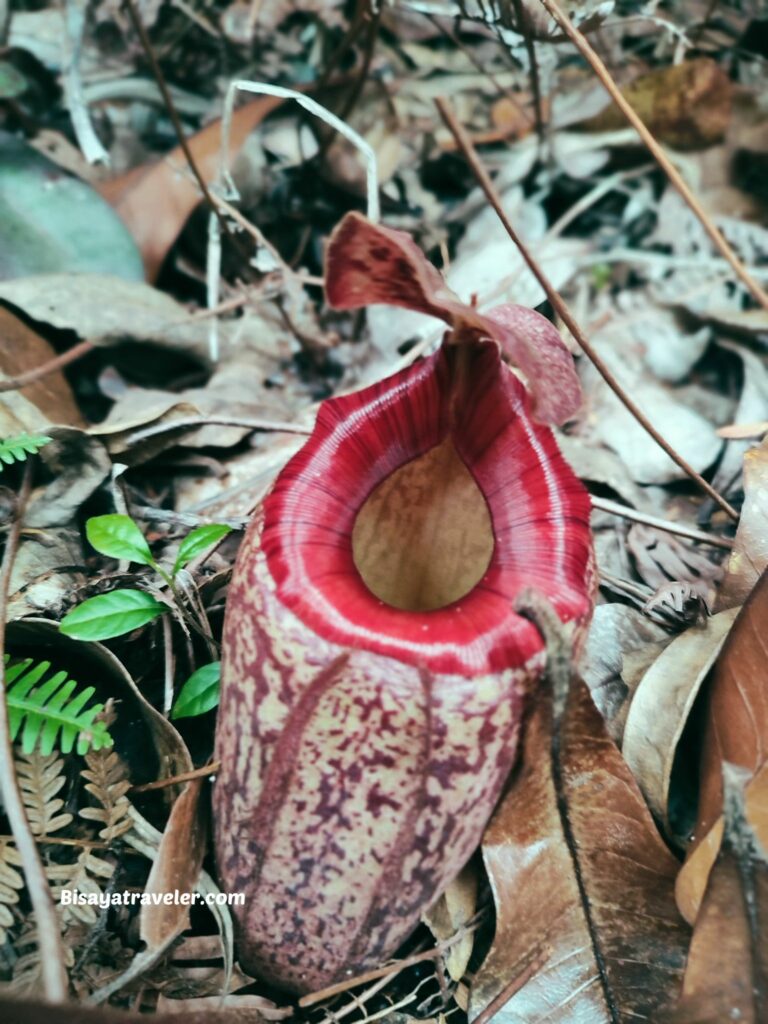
[
  {"left": 0, "top": 433, "right": 52, "bottom": 468},
  {"left": 4, "top": 655, "right": 113, "bottom": 755},
  {"left": 59, "top": 514, "right": 230, "bottom": 642},
  {"left": 171, "top": 661, "right": 221, "bottom": 719},
  {"left": 59, "top": 514, "right": 230, "bottom": 721}
]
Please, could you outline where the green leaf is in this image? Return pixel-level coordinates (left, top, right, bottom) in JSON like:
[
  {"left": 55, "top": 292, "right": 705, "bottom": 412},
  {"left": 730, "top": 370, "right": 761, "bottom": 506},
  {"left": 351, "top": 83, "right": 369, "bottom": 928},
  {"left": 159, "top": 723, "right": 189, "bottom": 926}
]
[
  {"left": 0, "top": 136, "right": 144, "bottom": 281},
  {"left": 86, "top": 514, "right": 155, "bottom": 566},
  {"left": 0, "top": 433, "right": 52, "bottom": 468},
  {"left": 59, "top": 589, "right": 166, "bottom": 641},
  {"left": 4, "top": 655, "right": 113, "bottom": 755},
  {"left": 171, "top": 662, "right": 221, "bottom": 720},
  {"left": 173, "top": 524, "right": 232, "bottom": 576}
]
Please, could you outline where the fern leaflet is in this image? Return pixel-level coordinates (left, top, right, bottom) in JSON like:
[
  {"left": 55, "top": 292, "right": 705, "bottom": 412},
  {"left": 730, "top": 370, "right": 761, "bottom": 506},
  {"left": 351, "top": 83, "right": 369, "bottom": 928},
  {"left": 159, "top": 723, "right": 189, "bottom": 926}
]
[
  {"left": 15, "top": 749, "right": 73, "bottom": 836},
  {"left": 0, "top": 433, "right": 52, "bottom": 468},
  {"left": 0, "top": 839, "right": 24, "bottom": 944},
  {"left": 4, "top": 655, "right": 113, "bottom": 755}
]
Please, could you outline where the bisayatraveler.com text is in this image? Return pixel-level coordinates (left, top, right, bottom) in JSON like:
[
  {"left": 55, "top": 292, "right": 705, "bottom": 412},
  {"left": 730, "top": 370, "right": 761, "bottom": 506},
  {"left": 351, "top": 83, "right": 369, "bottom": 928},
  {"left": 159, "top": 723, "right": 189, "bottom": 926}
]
[{"left": 60, "top": 889, "right": 245, "bottom": 910}]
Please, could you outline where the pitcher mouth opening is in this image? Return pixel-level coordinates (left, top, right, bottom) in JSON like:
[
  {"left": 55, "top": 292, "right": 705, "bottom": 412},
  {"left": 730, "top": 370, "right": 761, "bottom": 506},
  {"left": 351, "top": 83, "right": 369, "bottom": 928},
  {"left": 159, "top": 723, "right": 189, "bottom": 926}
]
[
  {"left": 351, "top": 436, "right": 495, "bottom": 613},
  {"left": 261, "top": 341, "right": 593, "bottom": 678}
]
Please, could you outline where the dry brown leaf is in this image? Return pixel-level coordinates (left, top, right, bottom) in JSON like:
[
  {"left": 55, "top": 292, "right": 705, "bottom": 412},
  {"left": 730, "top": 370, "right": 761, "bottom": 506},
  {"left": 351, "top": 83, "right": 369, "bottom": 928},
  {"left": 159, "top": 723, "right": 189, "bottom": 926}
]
[
  {"left": 699, "top": 566, "right": 768, "bottom": 837},
  {"left": 99, "top": 97, "right": 283, "bottom": 281},
  {"left": 622, "top": 608, "right": 738, "bottom": 834},
  {"left": 0, "top": 307, "right": 84, "bottom": 427},
  {"left": 422, "top": 862, "right": 478, "bottom": 983},
  {"left": 677, "top": 567, "right": 768, "bottom": 922},
  {"left": 668, "top": 769, "right": 768, "bottom": 1023},
  {"left": 578, "top": 603, "right": 670, "bottom": 743},
  {"left": 581, "top": 58, "right": 732, "bottom": 150},
  {"left": 141, "top": 777, "right": 208, "bottom": 952},
  {"left": 676, "top": 761, "right": 768, "bottom": 925},
  {"left": 470, "top": 673, "right": 688, "bottom": 1022},
  {"left": 0, "top": 275, "right": 219, "bottom": 359},
  {"left": 717, "top": 438, "right": 768, "bottom": 608},
  {"left": 0, "top": 994, "right": 269, "bottom": 1022}
]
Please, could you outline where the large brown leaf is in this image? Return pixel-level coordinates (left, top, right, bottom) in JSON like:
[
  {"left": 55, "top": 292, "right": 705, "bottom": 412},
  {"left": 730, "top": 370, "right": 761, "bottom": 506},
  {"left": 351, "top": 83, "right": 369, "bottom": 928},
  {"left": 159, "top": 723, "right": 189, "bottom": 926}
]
[
  {"left": 696, "top": 564, "right": 768, "bottom": 844},
  {"left": 99, "top": 97, "right": 282, "bottom": 281},
  {"left": 668, "top": 769, "right": 768, "bottom": 1023},
  {"left": 677, "top": 762, "right": 768, "bottom": 925},
  {"left": 677, "top": 566, "right": 768, "bottom": 922},
  {"left": 622, "top": 608, "right": 738, "bottom": 835},
  {"left": 470, "top": 668, "right": 689, "bottom": 1021}
]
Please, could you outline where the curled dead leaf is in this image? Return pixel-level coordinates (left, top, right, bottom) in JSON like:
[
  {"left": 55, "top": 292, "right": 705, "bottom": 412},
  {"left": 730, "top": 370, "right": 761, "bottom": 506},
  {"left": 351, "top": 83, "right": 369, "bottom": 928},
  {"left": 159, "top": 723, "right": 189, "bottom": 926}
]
[
  {"left": 141, "top": 778, "right": 208, "bottom": 951},
  {"left": 677, "top": 566, "right": 768, "bottom": 922},
  {"left": 669, "top": 768, "right": 768, "bottom": 1023},
  {"left": 717, "top": 437, "right": 768, "bottom": 609},
  {"left": 622, "top": 608, "right": 738, "bottom": 836},
  {"left": 470, "top": 673, "right": 688, "bottom": 1022}
]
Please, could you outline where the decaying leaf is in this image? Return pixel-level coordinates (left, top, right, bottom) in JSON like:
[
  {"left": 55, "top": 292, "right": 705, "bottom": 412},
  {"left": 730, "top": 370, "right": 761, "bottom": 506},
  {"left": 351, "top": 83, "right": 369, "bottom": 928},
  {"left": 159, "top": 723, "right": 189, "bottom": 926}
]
[
  {"left": 668, "top": 768, "right": 768, "bottom": 1023},
  {"left": 677, "top": 566, "right": 768, "bottom": 922},
  {"left": 99, "top": 97, "right": 283, "bottom": 281},
  {"left": 578, "top": 602, "right": 670, "bottom": 742},
  {"left": 579, "top": 325, "right": 723, "bottom": 486},
  {"left": 698, "top": 566, "right": 768, "bottom": 841},
  {"left": 7, "top": 429, "right": 111, "bottom": 620},
  {"left": 141, "top": 778, "right": 208, "bottom": 952},
  {"left": 622, "top": 608, "right": 738, "bottom": 835},
  {"left": 717, "top": 437, "right": 768, "bottom": 609},
  {"left": 0, "top": 994, "right": 269, "bottom": 1023},
  {"left": 0, "top": 307, "right": 84, "bottom": 428},
  {"left": 581, "top": 58, "right": 732, "bottom": 150},
  {"left": 470, "top": 671, "right": 688, "bottom": 1022},
  {"left": 677, "top": 761, "right": 768, "bottom": 926},
  {"left": 627, "top": 524, "right": 722, "bottom": 605},
  {"left": 422, "top": 861, "right": 478, "bottom": 983},
  {"left": 0, "top": 275, "right": 219, "bottom": 360}
]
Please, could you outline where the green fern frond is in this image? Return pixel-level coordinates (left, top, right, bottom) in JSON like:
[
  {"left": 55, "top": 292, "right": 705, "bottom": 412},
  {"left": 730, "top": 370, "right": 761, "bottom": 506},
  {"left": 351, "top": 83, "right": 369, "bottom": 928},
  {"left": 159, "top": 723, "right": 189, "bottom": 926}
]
[
  {"left": 4, "top": 655, "right": 113, "bottom": 756},
  {"left": 0, "top": 433, "right": 52, "bottom": 468}
]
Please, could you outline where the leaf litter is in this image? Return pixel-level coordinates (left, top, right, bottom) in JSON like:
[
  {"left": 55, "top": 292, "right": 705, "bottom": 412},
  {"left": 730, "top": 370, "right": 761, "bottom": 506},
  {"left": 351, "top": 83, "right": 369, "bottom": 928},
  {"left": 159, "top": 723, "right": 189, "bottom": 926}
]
[{"left": 1, "top": 0, "right": 768, "bottom": 1020}]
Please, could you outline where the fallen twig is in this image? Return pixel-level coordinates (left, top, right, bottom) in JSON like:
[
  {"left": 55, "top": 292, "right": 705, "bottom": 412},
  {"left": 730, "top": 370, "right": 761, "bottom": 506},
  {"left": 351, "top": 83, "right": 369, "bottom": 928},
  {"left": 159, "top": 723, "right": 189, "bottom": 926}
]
[
  {"left": 590, "top": 495, "right": 734, "bottom": 550},
  {"left": 0, "top": 464, "right": 68, "bottom": 1001}
]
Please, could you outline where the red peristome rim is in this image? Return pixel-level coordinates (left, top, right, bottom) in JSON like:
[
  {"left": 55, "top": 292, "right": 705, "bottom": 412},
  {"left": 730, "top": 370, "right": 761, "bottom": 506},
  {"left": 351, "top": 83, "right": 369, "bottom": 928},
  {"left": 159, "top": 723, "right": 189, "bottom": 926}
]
[{"left": 262, "top": 342, "right": 593, "bottom": 677}]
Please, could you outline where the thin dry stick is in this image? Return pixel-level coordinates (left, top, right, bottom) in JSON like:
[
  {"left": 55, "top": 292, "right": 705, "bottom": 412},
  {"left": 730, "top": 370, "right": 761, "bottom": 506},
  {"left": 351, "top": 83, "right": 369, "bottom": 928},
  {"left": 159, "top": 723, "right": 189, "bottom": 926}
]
[
  {"left": 536, "top": 0, "right": 768, "bottom": 312},
  {"left": 301, "top": 923, "right": 480, "bottom": 1009},
  {"left": 590, "top": 495, "right": 733, "bottom": 550},
  {"left": 0, "top": 465, "right": 68, "bottom": 1002},
  {"left": 0, "top": 338, "right": 94, "bottom": 394},
  {"left": 435, "top": 97, "right": 739, "bottom": 522},
  {"left": 511, "top": 0, "right": 544, "bottom": 138},
  {"left": 0, "top": 834, "right": 109, "bottom": 850},
  {"left": 122, "top": 0, "right": 240, "bottom": 252},
  {"left": 123, "top": 414, "right": 312, "bottom": 448},
  {"left": 130, "top": 760, "right": 220, "bottom": 794}
]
